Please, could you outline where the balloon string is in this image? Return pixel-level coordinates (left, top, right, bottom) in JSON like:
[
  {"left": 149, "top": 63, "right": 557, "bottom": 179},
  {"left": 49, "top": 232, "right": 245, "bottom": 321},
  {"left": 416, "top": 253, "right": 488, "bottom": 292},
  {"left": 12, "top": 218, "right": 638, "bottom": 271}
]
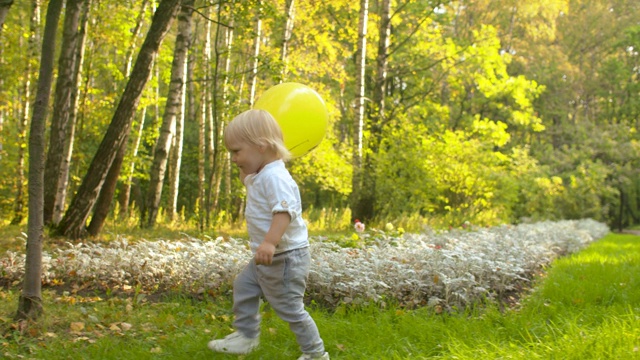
[{"left": 288, "top": 139, "right": 310, "bottom": 151}]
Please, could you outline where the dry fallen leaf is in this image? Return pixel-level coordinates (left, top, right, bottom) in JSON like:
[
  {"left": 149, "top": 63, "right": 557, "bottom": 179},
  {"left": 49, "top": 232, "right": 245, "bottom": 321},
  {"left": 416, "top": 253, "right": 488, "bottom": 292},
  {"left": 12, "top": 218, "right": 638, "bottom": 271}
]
[
  {"left": 70, "top": 322, "right": 85, "bottom": 333},
  {"left": 28, "top": 327, "right": 39, "bottom": 337}
]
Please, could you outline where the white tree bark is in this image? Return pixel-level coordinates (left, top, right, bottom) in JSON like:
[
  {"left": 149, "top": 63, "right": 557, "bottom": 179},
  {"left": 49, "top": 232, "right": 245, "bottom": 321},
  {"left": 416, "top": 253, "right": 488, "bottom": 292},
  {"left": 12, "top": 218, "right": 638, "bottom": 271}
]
[
  {"left": 43, "top": 0, "right": 84, "bottom": 225},
  {"left": 206, "top": 1, "right": 235, "bottom": 226},
  {"left": 350, "top": 0, "right": 369, "bottom": 220},
  {"left": 144, "top": 0, "right": 193, "bottom": 227},
  {"left": 52, "top": 0, "right": 92, "bottom": 225},
  {"left": 280, "top": 0, "right": 295, "bottom": 82},
  {"left": 248, "top": 1, "right": 262, "bottom": 107},
  {"left": 167, "top": 58, "right": 187, "bottom": 220}
]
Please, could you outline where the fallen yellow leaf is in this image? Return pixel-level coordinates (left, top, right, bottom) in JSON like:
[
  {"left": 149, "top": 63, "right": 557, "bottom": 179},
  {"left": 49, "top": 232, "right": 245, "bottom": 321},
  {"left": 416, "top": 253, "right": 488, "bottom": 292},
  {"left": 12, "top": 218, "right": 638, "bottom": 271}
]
[{"left": 70, "top": 322, "right": 85, "bottom": 333}]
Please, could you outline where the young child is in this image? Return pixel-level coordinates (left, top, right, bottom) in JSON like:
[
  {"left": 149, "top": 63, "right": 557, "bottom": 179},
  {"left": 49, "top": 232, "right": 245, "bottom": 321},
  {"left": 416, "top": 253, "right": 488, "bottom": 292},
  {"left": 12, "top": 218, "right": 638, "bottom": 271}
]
[{"left": 208, "top": 109, "right": 329, "bottom": 360}]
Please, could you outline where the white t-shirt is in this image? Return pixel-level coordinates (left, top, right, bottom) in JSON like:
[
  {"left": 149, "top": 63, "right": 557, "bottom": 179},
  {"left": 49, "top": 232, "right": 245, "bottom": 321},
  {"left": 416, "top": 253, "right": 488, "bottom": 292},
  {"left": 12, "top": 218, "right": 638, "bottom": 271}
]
[{"left": 243, "top": 160, "right": 308, "bottom": 254}]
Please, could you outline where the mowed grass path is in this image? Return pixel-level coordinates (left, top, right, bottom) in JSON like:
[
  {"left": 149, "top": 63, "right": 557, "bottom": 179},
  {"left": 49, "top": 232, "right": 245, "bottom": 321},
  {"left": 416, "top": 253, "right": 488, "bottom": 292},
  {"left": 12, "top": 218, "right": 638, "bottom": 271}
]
[{"left": 1, "top": 233, "right": 639, "bottom": 359}]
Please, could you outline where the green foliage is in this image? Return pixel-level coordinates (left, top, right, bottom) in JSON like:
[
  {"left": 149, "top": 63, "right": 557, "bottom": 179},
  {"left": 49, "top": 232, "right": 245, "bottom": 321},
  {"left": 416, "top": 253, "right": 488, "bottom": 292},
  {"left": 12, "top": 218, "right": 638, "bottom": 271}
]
[
  {"left": 0, "top": 0, "right": 638, "bottom": 231},
  {"left": 375, "top": 118, "right": 537, "bottom": 227}
]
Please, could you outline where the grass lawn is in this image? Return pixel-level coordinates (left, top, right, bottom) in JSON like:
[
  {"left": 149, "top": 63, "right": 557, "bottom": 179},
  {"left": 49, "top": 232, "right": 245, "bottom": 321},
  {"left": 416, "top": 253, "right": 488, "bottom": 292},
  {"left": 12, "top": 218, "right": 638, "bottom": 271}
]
[{"left": 1, "top": 232, "right": 639, "bottom": 359}]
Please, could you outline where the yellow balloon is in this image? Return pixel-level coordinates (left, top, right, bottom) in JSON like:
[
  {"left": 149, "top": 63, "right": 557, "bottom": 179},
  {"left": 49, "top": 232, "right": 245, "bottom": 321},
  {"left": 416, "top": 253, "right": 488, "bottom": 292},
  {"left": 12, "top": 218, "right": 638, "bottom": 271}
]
[{"left": 254, "top": 82, "right": 328, "bottom": 158}]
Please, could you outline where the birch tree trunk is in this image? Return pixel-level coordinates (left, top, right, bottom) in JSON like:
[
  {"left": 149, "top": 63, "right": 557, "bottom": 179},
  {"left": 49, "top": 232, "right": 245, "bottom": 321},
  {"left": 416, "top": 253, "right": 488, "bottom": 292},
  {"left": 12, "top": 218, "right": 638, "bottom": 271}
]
[
  {"left": 11, "top": 0, "right": 40, "bottom": 225},
  {"left": 17, "top": 0, "right": 62, "bottom": 321},
  {"left": 124, "top": 0, "right": 150, "bottom": 77},
  {"left": 206, "top": 1, "right": 234, "bottom": 227},
  {"left": 57, "top": 0, "right": 182, "bottom": 239},
  {"left": 116, "top": 0, "right": 150, "bottom": 221},
  {"left": 354, "top": 0, "right": 391, "bottom": 221},
  {"left": 144, "top": 0, "right": 193, "bottom": 228},
  {"left": 197, "top": 6, "right": 212, "bottom": 230},
  {"left": 96, "top": 0, "right": 150, "bottom": 225},
  {"left": 350, "top": 0, "right": 368, "bottom": 221},
  {"left": 43, "top": 0, "right": 83, "bottom": 225},
  {"left": 119, "top": 106, "right": 147, "bottom": 219},
  {"left": 167, "top": 58, "right": 187, "bottom": 220},
  {"left": 248, "top": 2, "right": 262, "bottom": 107},
  {"left": 52, "top": 0, "right": 92, "bottom": 225},
  {"left": 109, "top": 0, "right": 155, "bottom": 222},
  {"left": 279, "top": 0, "right": 295, "bottom": 83}
]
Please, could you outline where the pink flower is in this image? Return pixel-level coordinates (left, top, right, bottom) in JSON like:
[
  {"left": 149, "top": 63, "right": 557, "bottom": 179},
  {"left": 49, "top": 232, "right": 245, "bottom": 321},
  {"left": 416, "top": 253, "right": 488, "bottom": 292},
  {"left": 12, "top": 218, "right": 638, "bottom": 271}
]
[{"left": 354, "top": 219, "right": 365, "bottom": 233}]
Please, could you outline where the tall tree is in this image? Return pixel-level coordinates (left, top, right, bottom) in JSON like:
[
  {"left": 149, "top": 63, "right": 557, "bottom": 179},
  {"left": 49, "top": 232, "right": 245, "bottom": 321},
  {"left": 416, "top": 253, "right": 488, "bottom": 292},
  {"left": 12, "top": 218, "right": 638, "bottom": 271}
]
[
  {"left": 196, "top": 5, "right": 212, "bottom": 230},
  {"left": 17, "top": 0, "right": 63, "bottom": 320},
  {"left": 248, "top": 2, "right": 262, "bottom": 107},
  {"left": 119, "top": 0, "right": 152, "bottom": 219},
  {"left": 144, "top": 0, "right": 193, "bottom": 228},
  {"left": 206, "top": 0, "right": 235, "bottom": 227},
  {"left": 124, "top": 0, "right": 151, "bottom": 78},
  {"left": 119, "top": 106, "right": 148, "bottom": 219},
  {"left": 89, "top": 0, "right": 151, "bottom": 234},
  {"left": 167, "top": 57, "right": 188, "bottom": 220},
  {"left": 56, "top": 0, "right": 183, "bottom": 239},
  {"left": 350, "top": 0, "right": 369, "bottom": 221},
  {"left": 279, "top": 0, "right": 295, "bottom": 82},
  {"left": 43, "top": 0, "right": 83, "bottom": 225},
  {"left": 355, "top": 0, "right": 391, "bottom": 221},
  {"left": 11, "top": 0, "right": 40, "bottom": 225},
  {"left": 52, "top": 0, "right": 92, "bottom": 225}
]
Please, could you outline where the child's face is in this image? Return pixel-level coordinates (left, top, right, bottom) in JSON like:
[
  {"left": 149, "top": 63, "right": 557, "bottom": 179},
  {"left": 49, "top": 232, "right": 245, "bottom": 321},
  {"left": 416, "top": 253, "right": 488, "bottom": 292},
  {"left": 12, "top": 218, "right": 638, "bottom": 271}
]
[{"left": 227, "top": 139, "right": 268, "bottom": 175}]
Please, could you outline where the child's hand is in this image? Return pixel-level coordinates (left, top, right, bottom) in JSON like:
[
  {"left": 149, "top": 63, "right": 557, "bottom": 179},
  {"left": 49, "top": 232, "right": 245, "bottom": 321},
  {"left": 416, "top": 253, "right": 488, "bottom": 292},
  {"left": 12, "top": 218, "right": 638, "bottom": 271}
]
[
  {"left": 256, "top": 212, "right": 289, "bottom": 265},
  {"left": 255, "top": 242, "right": 276, "bottom": 265}
]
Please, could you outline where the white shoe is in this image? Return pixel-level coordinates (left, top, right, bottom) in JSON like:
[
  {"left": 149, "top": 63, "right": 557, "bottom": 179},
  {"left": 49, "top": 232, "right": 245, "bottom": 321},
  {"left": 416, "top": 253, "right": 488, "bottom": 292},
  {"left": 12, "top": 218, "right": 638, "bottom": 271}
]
[
  {"left": 207, "top": 331, "right": 259, "bottom": 354},
  {"left": 297, "top": 352, "right": 330, "bottom": 360}
]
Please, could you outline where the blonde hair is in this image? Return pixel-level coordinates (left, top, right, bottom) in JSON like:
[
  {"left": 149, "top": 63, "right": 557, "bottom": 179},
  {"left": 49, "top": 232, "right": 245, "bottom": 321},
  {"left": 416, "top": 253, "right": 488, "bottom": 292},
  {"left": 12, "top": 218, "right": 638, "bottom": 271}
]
[{"left": 224, "top": 109, "right": 292, "bottom": 161}]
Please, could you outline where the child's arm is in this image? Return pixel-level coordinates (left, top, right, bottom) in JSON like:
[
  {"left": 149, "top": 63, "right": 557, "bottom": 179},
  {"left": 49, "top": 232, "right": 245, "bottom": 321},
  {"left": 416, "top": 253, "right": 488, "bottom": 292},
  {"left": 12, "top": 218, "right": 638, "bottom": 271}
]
[{"left": 255, "top": 212, "right": 291, "bottom": 265}]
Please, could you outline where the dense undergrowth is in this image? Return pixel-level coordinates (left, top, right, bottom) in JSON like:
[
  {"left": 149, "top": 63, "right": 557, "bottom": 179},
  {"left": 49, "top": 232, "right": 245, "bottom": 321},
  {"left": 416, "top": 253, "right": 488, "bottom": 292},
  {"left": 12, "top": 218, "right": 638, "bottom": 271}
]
[
  {"left": 0, "top": 228, "right": 638, "bottom": 359},
  {"left": 1, "top": 219, "right": 608, "bottom": 311}
]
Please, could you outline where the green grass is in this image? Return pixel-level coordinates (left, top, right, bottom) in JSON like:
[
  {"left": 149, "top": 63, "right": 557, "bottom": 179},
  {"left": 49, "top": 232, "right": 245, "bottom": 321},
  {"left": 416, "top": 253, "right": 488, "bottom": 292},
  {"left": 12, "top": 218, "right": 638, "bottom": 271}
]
[{"left": 1, "top": 233, "right": 639, "bottom": 359}]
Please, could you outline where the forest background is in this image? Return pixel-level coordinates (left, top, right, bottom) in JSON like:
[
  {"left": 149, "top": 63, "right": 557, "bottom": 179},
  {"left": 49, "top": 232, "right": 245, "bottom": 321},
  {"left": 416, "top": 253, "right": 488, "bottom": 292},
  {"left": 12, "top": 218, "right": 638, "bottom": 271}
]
[{"left": 0, "top": 0, "right": 639, "bottom": 239}]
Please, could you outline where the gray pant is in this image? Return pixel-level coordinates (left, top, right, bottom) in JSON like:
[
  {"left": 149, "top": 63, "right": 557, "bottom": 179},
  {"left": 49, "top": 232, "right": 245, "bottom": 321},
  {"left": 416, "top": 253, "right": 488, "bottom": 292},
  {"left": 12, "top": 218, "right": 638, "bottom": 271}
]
[{"left": 233, "top": 247, "right": 325, "bottom": 354}]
